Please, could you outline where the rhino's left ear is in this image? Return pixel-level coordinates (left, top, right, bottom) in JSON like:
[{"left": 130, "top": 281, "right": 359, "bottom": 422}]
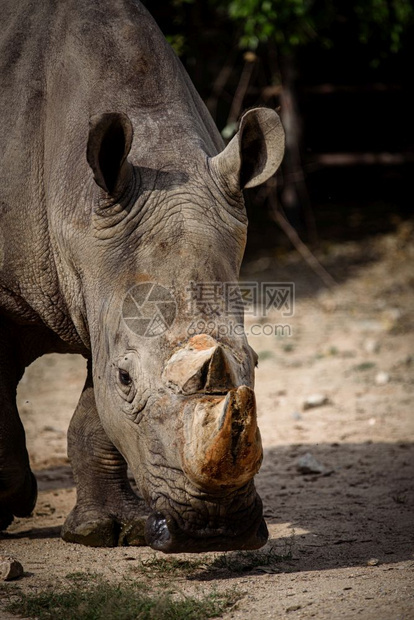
[
  {"left": 87, "top": 112, "right": 133, "bottom": 195},
  {"left": 210, "top": 108, "right": 285, "bottom": 190}
]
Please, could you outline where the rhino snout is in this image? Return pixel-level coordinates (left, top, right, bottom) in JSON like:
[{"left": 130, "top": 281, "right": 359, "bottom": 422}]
[
  {"left": 162, "top": 334, "right": 261, "bottom": 492},
  {"left": 145, "top": 504, "right": 268, "bottom": 553}
]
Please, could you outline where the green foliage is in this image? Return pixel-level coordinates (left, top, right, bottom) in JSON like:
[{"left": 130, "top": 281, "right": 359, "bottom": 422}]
[
  {"left": 166, "top": 34, "right": 187, "bottom": 56},
  {"left": 227, "top": 0, "right": 319, "bottom": 50},
  {"left": 355, "top": 0, "right": 414, "bottom": 58},
  {"left": 222, "top": 0, "right": 413, "bottom": 57},
  {"left": 5, "top": 575, "right": 240, "bottom": 620},
  {"left": 144, "top": 0, "right": 413, "bottom": 77}
]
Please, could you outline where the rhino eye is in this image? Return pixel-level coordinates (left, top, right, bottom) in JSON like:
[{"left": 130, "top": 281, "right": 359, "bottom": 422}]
[{"left": 119, "top": 369, "right": 132, "bottom": 386}]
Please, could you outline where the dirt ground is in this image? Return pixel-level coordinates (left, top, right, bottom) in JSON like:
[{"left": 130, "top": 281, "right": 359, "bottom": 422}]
[{"left": 1, "top": 223, "right": 413, "bottom": 619}]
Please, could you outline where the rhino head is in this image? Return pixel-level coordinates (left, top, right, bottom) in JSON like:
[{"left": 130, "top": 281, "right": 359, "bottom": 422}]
[{"left": 79, "top": 107, "right": 284, "bottom": 552}]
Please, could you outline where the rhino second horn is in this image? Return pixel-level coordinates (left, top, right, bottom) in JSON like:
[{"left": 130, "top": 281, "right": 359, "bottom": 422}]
[
  {"left": 204, "top": 346, "right": 235, "bottom": 394},
  {"left": 163, "top": 337, "right": 236, "bottom": 394},
  {"left": 182, "top": 385, "right": 263, "bottom": 491}
]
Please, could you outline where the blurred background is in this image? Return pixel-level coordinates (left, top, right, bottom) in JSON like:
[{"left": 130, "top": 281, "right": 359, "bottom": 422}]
[{"left": 142, "top": 0, "right": 413, "bottom": 285}]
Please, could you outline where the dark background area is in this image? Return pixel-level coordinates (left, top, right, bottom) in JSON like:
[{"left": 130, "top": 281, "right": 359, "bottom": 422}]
[{"left": 142, "top": 0, "right": 414, "bottom": 260}]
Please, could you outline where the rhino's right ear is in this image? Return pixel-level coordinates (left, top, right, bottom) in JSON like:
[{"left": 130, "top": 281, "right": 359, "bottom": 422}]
[
  {"left": 210, "top": 108, "right": 285, "bottom": 190},
  {"left": 87, "top": 112, "right": 133, "bottom": 195}
]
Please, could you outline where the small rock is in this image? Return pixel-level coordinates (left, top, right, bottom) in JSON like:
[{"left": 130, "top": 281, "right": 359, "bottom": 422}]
[
  {"left": 303, "top": 394, "right": 330, "bottom": 410},
  {"left": 367, "top": 558, "right": 380, "bottom": 566},
  {"left": 363, "top": 338, "right": 380, "bottom": 354},
  {"left": 286, "top": 604, "right": 302, "bottom": 613},
  {"left": 0, "top": 556, "right": 24, "bottom": 581},
  {"left": 375, "top": 371, "right": 389, "bottom": 386},
  {"left": 296, "top": 453, "right": 326, "bottom": 475},
  {"left": 291, "top": 411, "right": 302, "bottom": 421}
]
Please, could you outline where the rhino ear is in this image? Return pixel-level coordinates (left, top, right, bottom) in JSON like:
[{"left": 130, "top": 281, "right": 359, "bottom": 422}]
[
  {"left": 211, "top": 108, "right": 285, "bottom": 190},
  {"left": 87, "top": 112, "right": 133, "bottom": 195}
]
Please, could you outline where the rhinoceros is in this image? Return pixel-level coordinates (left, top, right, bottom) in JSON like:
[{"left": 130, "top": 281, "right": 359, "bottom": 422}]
[{"left": 0, "top": 0, "right": 284, "bottom": 552}]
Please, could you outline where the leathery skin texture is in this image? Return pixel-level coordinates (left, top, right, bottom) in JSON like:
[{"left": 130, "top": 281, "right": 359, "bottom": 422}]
[{"left": 0, "top": 0, "right": 284, "bottom": 552}]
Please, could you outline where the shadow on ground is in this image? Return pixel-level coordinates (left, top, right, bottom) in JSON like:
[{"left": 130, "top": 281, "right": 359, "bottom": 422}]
[
  {"left": 1, "top": 525, "right": 62, "bottom": 540},
  {"left": 1, "top": 442, "right": 412, "bottom": 577},
  {"left": 256, "top": 441, "right": 414, "bottom": 572},
  {"left": 36, "top": 466, "right": 74, "bottom": 491},
  {"left": 187, "top": 441, "right": 413, "bottom": 580}
]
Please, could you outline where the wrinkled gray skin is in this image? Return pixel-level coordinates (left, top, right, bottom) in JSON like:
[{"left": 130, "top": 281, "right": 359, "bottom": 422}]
[{"left": 0, "top": 0, "right": 284, "bottom": 552}]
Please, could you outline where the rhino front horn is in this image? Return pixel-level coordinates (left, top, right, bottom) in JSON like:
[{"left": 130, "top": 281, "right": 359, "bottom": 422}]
[{"left": 182, "top": 386, "right": 263, "bottom": 492}]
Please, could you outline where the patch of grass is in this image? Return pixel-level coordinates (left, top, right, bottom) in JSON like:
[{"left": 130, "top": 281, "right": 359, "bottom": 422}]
[
  {"left": 65, "top": 571, "right": 99, "bottom": 582},
  {"left": 392, "top": 493, "right": 407, "bottom": 504},
  {"left": 5, "top": 576, "right": 240, "bottom": 620},
  {"left": 209, "top": 542, "right": 293, "bottom": 574},
  {"left": 134, "top": 541, "right": 295, "bottom": 581},
  {"left": 0, "top": 583, "right": 19, "bottom": 595},
  {"left": 138, "top": 555, "right": 207, "bottom": 577},
  {"left": 352, "top": 362, "right": 376, "bottom": 372}
]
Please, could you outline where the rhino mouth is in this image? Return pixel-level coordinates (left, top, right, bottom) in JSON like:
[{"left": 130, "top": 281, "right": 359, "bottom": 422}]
[{"left": 144, "top": 491, "right": 268, "bottom": 553}]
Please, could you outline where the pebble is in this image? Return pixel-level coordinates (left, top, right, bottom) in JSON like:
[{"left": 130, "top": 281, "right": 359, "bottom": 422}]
[
  {"left": 375, "top": 371, "right": 389, "bottom": 386},
  {"left": 296, "top": 453, "right": 326, "bottom": 475},
  {"left": 363, "top": 338, "right": 380, "bottom": 354},
  {"left": 367, "top": 558, "right": 380, "bottom": 566},
  {"left": 0, "top": 555, "right": 24, "bottom": 581},
  {"left": 303, "top": 394, "right": 330, "bottom": 410}
]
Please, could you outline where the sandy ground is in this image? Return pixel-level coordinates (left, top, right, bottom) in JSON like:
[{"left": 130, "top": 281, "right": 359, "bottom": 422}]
[{"left": 1, "top": 224, "right": 413, "bottom": 619}]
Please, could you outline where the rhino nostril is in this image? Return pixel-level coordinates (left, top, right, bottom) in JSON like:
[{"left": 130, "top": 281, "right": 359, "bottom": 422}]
[
  {"left": 145, "top": 512, "right": 172, "bottom": 551},
  {"left": 144, "top": 507, "right": 268, "bottom": 553}
]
